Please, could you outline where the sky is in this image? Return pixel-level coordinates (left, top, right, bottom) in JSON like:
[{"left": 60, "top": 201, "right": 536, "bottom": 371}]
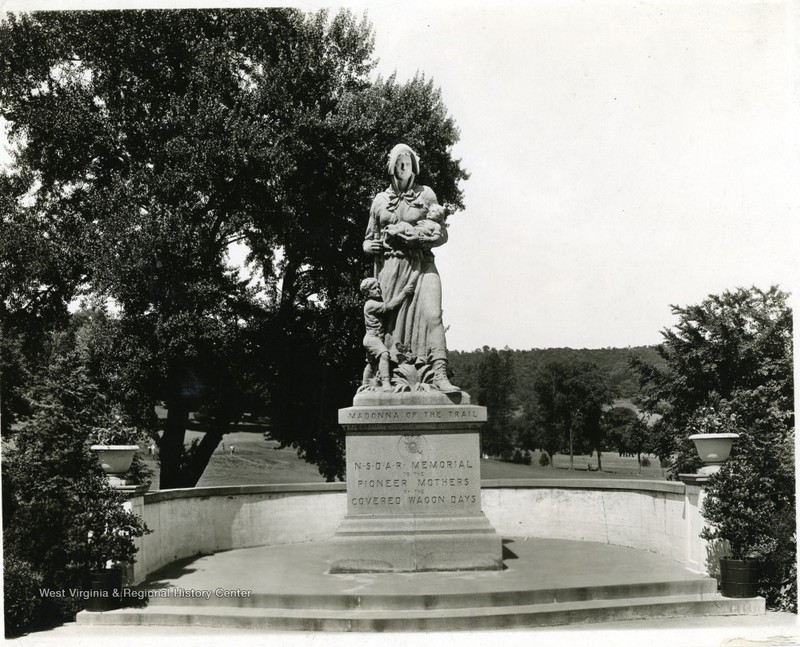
[
  {"left": 363, "top": 1, "right": 800, "bottom": 351},
  {"left": 2, "top": 0, "right": 799, "bottom": 351}
]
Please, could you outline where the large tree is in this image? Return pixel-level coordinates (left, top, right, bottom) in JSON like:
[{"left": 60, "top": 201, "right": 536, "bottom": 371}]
[
  {"left": 630, "top": 286, "right": 793, "bottom": 474},
  {"left": 0, "top": 9, "right": 468, "bottom": 487},
  {"left": 532, "top": 358, "right": 616, "bottom": 470},
  {"left": 602, "top": 406, "right": 651, "bottom": 471},
  {"left": 516, "top": 401, "right": 560, "bottom": 467},
  {"left": 474, "top": 347, "right": 516, "bottom": 457}
]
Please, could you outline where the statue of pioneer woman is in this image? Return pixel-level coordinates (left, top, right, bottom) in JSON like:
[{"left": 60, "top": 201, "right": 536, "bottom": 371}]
[{"left": 362, "top": 143, "right": 459, "bottom": 393}]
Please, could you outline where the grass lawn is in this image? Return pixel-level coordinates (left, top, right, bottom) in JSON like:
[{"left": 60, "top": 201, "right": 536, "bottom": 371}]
[
  {"left": 140, "top": 429, "right": 329, "bottom": 489},
  {"left": 141, "top": 419, "right": 668, "bottom": 489},
  {"left": 481, "top": 452, "right": 668, "bottom": 481}
]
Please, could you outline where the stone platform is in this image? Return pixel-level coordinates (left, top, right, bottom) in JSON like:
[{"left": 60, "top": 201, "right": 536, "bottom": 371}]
[
  {"left": 334, "top": 397, "right": 501, "bottom": 572},
  {"left": 76, "top": 537, "right": 765, "bottom": 632}
]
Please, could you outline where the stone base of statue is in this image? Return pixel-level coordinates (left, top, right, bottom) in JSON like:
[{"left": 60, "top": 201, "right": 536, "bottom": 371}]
[{"left": 331, "top": 389, "right": 502, "bottom": 573}]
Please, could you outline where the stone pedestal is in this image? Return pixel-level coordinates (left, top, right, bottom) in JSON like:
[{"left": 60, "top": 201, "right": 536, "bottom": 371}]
[
  {"left": 679, "top": 472, "right": 715, "bottom": 576},
  {"left": 331, "top": 392, "right": 502, "bottom": 573}
]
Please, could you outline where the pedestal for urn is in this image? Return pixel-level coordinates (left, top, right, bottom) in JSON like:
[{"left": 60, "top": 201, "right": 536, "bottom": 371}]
[{"left": 331, "top": 390, "right": 502, "bottom": 573}]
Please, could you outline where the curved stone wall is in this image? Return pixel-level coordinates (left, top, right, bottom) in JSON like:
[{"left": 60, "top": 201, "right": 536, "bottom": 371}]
[
  {"left": 481, "top": 479, "right": 688, "bottom": 564},
  {"left": 134, "top": 484, "right": 347, "bottom": 581},
  {"left": 132, "top": 479, "right": 701, "bottom": 583}
]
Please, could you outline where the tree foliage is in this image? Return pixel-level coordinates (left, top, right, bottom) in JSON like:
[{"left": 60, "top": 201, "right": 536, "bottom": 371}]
[
  {"left": 473, "top": 347, "right": 515, "bottom": 457},
  {"left": 630, "top": 286, "right": 793, "bottom": 474},
  {"left": 449, "top": 346, "right": 649, "bottom": 463},
  {"left": 531, "top": 358, "right": 617, "bottom": 469},
  {"left": 1, "top": 9, "right": 468, "bottom": 486},
  {"left": 451, "top": 346, "right": 663, "bottom": 405},
  {"left": 602, "top": 406, "right": 638, "bottom": 453},
  {"left": 602, "top": 406, "right": 651, "bottom": 469}
]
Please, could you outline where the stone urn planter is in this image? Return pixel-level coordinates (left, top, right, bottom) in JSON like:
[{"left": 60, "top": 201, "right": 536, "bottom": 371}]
[
  {"left": 90, "top": 445, "right": 139, "bottom": 477},
  {"left": 688, "top": 433, "right": 738, "bottom": 475}
]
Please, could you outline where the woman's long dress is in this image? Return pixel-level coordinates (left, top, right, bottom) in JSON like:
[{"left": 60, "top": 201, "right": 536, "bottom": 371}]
[{"left": 364, "top": 183, "right": 448, "bottom": 364}]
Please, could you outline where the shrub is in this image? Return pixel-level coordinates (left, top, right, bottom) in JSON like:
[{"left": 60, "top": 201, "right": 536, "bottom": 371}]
[
  {"left": 3, "top": 552, "right": 43, "bottom": 637},
  {"left": 639, "top": 455, "right": 651, "bottom": 468},
  {"left": 538, "top": 452, "right": 551, "bottom": 467},
  {"left": 522, "top": 450, "right": 532, "bottom": 465},
  {"left": 5, "top": 428, "right": 150, "bottom": 628},
  {"left": 699, "top": 390, "right": 795, "bottom": 611},
  {"left": 3, "top": 334, "right": 150, "bottom": 631},
  {"left": 89, "top": 408, "right": 150, "bottom": 446}
]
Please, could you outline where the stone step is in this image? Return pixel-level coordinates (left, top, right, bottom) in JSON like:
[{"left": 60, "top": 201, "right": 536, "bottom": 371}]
[
  {"left": 77, "top": 593, "right": 765, "bottom": 632},
  {"left": 140, "top": 577, "right": 719, "bottom": 610}
]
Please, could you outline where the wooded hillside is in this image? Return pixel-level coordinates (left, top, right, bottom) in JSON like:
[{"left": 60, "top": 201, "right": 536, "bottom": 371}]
[{"left": 450, "top": 345, "right": 666, "bottom": 405}]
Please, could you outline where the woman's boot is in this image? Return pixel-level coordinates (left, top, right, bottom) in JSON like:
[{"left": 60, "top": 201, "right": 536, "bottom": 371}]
[{"left": 432, "top": 358, "right": 460, "bottom": 393}]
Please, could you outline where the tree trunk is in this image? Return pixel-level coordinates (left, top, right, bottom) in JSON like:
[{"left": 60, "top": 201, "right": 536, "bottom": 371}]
[
  {"left": 596, "top": 449, "right": 602, "bottom": 472},
  {"left": 159, "top": 401, "right": 190, "bottom": 489},
  {"left": 279, "top": 258, "right": 298, "bottom": 314},
  {"left": 569, "top": 421, "right": 574, "bottom": 470},
  {"left": 181, "top": 425, "right": 226, "bottom": 487}
]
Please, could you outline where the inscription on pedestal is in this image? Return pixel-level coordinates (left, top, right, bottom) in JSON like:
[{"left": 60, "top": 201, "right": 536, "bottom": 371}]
[
  {"left": 342, "top": 405, "right": 486, "bottom": 517},
  {"left": 348, "top": 452, "right": 479, "bottom": 513},
  {"left": 340, "top": 406, "right": 486, "bottom": 424},
  {"left": 334, "top": 402, "right": 501, "bottom": 572}
]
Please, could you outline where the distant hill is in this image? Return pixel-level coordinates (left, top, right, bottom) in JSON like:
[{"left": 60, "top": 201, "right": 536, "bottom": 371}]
[{"left": 449, "top": 346, "right": 666, "bottom": 404}]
